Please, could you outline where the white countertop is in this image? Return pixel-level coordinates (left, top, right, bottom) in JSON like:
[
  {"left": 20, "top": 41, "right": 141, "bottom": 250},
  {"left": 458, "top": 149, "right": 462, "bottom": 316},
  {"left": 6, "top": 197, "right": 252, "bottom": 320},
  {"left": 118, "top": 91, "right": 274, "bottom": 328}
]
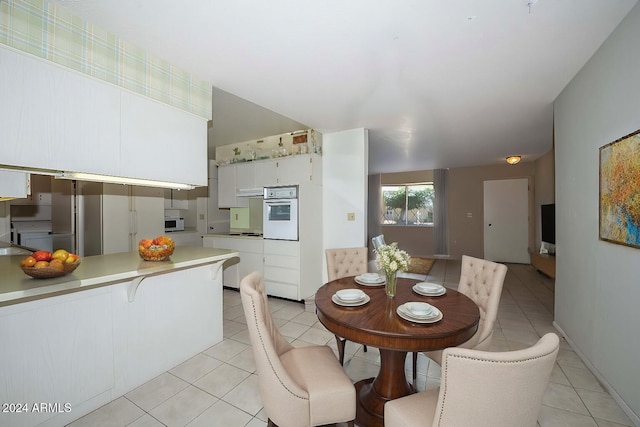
[{"left": 0, "top": 246, "right": 238, "bottom": 306}]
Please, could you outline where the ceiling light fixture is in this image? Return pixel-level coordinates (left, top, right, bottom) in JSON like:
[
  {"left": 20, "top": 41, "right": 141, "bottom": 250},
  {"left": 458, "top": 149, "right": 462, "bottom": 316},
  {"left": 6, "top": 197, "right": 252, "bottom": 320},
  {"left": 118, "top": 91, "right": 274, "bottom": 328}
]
[
  {"left": 56, "top": 172, "right": 195, "bottom": 190},
  {"left": 506, "top": 156, "right": 522, "bottom": 165}
]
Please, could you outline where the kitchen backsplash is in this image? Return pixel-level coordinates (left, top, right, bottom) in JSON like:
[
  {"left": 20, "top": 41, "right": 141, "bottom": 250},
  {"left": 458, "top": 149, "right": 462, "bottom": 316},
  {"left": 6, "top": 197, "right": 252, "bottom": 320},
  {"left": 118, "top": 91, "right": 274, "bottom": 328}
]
[{"left": 0, "top": 0, "right": 211, "bottom": 119}]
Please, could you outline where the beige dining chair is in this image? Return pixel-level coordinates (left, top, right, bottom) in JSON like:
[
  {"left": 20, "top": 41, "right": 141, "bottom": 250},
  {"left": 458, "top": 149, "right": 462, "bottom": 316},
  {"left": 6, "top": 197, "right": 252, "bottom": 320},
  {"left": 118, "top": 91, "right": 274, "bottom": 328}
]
[
  {"left": 240, "top": 272, "right": 356, "bottom": 427},
  {"left": 412, "top": 255, "right": 508, "bottom": 382},
  {"left": 325, "top": 247, "right": 369, "bottom": 364},
  {"left": 386, "top": 332, "right": 560, "bottom": 427}
]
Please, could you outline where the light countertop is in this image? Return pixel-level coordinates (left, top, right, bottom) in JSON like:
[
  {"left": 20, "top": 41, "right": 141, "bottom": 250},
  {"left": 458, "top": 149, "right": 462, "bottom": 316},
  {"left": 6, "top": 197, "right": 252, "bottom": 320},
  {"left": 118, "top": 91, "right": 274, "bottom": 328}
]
[
  {"left": 204, "top": 233, "right": 264, "bottom": 240},
  {"left": 0, "top": 246, "right": 238, "bottom": 307}
]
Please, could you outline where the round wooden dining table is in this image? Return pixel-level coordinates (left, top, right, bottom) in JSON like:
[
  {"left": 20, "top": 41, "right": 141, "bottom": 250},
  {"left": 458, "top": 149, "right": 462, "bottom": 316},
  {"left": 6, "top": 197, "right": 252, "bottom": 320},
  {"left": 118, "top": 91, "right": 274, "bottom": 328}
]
[{"left": 315, "top": 276, "right": 480, "bottom": 427}]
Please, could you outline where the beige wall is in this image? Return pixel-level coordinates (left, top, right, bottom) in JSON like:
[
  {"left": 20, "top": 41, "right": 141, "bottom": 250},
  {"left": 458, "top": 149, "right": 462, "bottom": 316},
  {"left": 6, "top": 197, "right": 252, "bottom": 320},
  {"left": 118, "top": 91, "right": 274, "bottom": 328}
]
[
  {"left": 447, "top": 162, "right": 536, "bottom": 260},
  {"left": 377, "top": 164, "right": 547, "bottom": 260}
]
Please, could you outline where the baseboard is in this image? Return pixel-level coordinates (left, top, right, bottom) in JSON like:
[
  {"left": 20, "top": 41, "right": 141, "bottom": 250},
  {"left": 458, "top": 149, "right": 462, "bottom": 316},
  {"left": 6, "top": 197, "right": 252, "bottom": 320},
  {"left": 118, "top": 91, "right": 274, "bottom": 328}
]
[{"left": 553, "top": 321, "right": 640, "bottom": 427}]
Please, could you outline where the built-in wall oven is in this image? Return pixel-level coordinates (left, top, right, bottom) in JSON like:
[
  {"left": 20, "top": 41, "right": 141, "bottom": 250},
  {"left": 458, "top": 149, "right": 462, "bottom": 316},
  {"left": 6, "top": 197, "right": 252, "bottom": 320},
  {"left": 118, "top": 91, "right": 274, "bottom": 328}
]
[{"left": 263, "top": 185, "right": 298, "bottom": 241}]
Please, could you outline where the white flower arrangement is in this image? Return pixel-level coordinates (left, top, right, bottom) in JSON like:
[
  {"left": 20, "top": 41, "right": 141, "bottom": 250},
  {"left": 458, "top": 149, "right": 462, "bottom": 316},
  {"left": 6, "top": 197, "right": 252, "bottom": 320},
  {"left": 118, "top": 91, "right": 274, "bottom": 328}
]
[{"left": 375, "top": 242, "right": 410, "bottom": 274}]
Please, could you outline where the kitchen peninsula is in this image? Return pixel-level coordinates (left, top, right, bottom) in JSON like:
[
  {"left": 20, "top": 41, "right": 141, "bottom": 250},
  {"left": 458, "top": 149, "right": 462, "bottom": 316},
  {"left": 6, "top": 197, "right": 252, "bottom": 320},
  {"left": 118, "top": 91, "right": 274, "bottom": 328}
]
[{"left": 0, "top": 246, "right": 238, "bottom": 427}]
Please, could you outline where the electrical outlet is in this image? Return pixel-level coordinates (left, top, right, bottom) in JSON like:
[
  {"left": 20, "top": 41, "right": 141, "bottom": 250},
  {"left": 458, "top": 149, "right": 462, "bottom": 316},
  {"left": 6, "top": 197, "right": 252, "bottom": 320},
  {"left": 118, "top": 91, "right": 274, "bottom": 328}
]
[
  {"left": 347, "top": 212, "right": 355, "bottom": 221},
  {"left": 199, "top": 214, "right": 204, "bottom": 220}
]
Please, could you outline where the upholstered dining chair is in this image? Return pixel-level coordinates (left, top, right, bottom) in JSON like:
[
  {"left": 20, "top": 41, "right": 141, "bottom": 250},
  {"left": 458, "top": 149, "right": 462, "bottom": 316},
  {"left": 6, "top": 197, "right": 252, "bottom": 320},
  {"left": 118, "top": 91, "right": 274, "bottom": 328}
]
[
  {"left": 325, "top": 247, "right": 369, "bottom": 364},
  {"left": 240, "top": 272, "right": 356, "bottom": 427},
  {"left": 386, "top": 332, "right": 560, "bottom": 427},
  {"left": 412, "top": 254, "right": 508, "bottom": 383}
]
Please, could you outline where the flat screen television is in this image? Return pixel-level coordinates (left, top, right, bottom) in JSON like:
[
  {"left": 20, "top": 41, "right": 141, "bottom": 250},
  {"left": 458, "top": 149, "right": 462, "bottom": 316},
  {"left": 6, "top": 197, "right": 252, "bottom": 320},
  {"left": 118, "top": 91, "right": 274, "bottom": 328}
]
[{"left": 541, "top": 204, "right": 555, "bottom": 245}]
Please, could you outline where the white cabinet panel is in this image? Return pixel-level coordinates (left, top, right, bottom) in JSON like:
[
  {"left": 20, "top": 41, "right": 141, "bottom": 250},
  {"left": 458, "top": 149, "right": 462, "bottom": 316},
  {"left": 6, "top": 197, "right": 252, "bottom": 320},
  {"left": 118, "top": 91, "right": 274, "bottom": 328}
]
[
  {"left": 217, "top": 165, "right": 240, "bottom": 208},
  {"left": 235, "top": 162, "right": 257, "bottom": 191},
  {"left": 203, "top": 236, "right": 262, "bottom": 289},
  {"left": 0, "top": 46, "right": 121, "bottom": 176},
  {"left": 120, "top": 91, "right": 208, "bottom": 186},
  {"left": 0, "top": 171, "right": 29, "bottom": 199},
  {"left": 263, "top": 240, "right": 300, "bottom": 299},
  {"left": 255, "top": 159, "right": 278, "bottom": 187},
  {"left": 0, "top": 290, "right": 114, "bottom": 427},
  {"left": 277, "top": 156, "right": 311, "bottom": 185},
  {"left": 102, "top": 184, "right": 164, "bottom": 254}
]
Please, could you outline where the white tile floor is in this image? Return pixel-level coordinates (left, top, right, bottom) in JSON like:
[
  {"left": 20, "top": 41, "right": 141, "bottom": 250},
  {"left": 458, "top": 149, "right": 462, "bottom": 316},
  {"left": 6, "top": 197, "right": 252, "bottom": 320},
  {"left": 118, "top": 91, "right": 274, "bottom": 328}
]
[{"left": 68, "top": 260, "right": 634, "bottom": 427}]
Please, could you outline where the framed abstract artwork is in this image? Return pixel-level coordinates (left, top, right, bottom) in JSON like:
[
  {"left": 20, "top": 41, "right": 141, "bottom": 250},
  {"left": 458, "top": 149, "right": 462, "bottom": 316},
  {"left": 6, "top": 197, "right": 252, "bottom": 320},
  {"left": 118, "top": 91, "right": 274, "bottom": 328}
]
[{"left": 599, "top": 129, "right": 640, "bottom": 248}]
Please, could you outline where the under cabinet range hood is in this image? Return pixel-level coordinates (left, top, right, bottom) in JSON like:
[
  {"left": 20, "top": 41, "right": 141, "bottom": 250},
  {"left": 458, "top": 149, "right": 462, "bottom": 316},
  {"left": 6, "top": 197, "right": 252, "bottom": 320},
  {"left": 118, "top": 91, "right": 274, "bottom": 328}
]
[{"left": 236, "top": 188, "right": 263, "bottom": 197}]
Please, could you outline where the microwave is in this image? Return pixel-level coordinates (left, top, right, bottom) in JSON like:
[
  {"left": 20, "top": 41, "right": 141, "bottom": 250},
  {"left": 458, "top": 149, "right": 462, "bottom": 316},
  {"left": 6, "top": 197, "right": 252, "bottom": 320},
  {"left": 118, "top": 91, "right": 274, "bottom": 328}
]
[{"left": 164, "top": 217, "right": 184, "bottom": 232}]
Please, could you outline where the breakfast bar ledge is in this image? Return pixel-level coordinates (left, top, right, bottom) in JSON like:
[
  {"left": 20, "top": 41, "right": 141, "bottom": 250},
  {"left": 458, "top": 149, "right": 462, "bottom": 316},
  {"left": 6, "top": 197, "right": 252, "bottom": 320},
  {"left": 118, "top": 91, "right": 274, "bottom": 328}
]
[{"left": 0, "top": 246, "right": 238, "bottom": 427}]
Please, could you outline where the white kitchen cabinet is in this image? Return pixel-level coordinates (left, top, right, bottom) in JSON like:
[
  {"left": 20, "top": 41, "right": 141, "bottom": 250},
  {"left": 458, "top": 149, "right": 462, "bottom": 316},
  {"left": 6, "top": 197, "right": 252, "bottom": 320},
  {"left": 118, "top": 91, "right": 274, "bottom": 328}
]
[
  {"left": 235, "top": 162, "right": 257, "bottom": 192},
  {"left": 203, "top": 235, "right": 262, "bottom": 289},
  {"left": 120, "top": 91, "right": 208, "bottom": 186},
  {"left": 217, "top": 165, "right": 240, "bottom": 208},
  {"left": 263, "top": 239, "right": 300, "bottom": 300},
  {"left": 1, "top": 46, "right": 208, "bottom": 187},
  {"left": 217, "top": 155, "right": 322, "bottom": 208},
  {"left": 102, "top": 184, "right": 164, "bottom": 254},
  {"left": 0, "top": 171, "right": 30, "bottom": 199},
  {"left": 1, "top": 45, "right": 121, "bottom": 176},
  {"left": 254, "top": 159, "right": 278, "bottom": 187},
  {"left": 255, "top": 154, "right": 323, "bottom": 187},
  {"left": 277, "top": 155, "right": 317, "bottom": 185},
  {"left": 8, "top": 174, "right": 51, "bottom": 206}
]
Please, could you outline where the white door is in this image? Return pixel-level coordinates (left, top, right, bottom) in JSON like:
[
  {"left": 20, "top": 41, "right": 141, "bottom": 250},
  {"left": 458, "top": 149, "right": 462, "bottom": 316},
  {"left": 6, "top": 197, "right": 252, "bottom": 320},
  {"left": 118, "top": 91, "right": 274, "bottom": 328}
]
[{"left": 483, "top": 179, "right": 529, "bottom": 263}]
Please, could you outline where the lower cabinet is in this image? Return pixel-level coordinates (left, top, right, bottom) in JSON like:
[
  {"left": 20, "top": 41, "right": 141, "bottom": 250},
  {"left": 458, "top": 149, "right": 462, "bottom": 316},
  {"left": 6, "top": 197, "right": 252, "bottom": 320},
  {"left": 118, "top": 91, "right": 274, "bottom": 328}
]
[
  {"left": 263, "top": 240, "right": 300, "bottom": 300},
  {"left": 202, "top": 235, "right": 302, "bottom": 299},
  {"left": 203, "top": 235, "right": 263, "bottom": 289}
]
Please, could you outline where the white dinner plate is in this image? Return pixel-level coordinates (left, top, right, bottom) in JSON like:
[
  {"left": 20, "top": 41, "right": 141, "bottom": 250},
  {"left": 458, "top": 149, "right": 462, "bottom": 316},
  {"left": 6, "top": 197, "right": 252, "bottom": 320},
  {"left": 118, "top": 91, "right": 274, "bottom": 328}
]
[
  {"left": 412, "top": 284, "right": 446, "bottom": 297},
  {"left": 403, "top": 302, "right": 436, "bottom": 319},
  {"left": 336, "top": 289, "right": 366, "bottom": 302},
  {"left": 332, "top": 293, "right": 371, "bottom": 307},
  {"left": 397, "top": 303, "right": 443, "bottom": 323},
  {"left": 355, "top": 276, "right": 385, "bottom": 286}
]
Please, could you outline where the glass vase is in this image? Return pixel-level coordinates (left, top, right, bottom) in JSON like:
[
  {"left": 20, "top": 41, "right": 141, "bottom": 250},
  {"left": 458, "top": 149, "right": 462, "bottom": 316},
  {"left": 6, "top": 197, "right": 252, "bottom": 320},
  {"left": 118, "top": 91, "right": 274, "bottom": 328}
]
[{"left": 385, "top": 270, "right": 397, "bottom": 298}]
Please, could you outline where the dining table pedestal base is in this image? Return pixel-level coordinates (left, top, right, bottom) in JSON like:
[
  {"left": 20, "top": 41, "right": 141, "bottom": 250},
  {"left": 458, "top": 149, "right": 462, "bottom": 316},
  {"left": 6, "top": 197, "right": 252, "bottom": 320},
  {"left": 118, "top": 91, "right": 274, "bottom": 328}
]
[{"left": 354, "top": 349, "right": 414, "bottom": 427}]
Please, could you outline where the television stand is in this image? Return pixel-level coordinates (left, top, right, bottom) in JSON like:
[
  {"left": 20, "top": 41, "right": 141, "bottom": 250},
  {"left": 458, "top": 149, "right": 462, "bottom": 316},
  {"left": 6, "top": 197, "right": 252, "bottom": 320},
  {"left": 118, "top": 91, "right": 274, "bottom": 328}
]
[{"left": 530, "top": 252, "right": 555, "bottom": 279}]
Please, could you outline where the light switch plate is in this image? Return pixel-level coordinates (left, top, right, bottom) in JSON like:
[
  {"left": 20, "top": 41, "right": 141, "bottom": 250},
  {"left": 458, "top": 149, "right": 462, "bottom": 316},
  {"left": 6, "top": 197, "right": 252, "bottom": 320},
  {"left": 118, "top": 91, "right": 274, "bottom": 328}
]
[{"left": 347, "top": 212, "right": 355, "bottom": 221}]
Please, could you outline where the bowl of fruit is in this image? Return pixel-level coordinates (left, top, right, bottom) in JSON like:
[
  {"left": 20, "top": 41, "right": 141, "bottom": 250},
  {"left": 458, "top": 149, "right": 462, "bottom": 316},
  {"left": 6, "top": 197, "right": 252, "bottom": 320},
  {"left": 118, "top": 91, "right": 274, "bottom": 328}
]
[
  {"left": 138, "top": 235, "right": 175, "bottom": 261},
  {"left": 20, "top": 249, "right": 81, "bottom": 279}
]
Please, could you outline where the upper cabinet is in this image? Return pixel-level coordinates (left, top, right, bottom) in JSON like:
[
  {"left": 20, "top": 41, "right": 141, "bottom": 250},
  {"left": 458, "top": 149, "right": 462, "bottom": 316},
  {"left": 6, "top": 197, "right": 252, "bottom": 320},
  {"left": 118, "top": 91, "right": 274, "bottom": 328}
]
[
  {"left": 217, "top": 154, "right": 322, "bottom": 208},
  {"left": 120, "top": 91, "right": 207, "bottom": 186},
  {"left": 0, "top": 46, "right": 208, "bottom": 187},
  {"left": 0, "top": 171, "right": 30, "bottom": 200},
  {"left": 1, "top": 46, "right": 121, "bottom": 176}
]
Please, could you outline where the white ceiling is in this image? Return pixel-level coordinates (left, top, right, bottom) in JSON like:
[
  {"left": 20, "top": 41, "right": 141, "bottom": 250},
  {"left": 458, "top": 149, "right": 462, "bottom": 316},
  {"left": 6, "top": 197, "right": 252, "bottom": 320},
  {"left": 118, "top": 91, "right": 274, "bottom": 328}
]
[{"left": 51, "top": 0, "right": 637, "bottom": 173}]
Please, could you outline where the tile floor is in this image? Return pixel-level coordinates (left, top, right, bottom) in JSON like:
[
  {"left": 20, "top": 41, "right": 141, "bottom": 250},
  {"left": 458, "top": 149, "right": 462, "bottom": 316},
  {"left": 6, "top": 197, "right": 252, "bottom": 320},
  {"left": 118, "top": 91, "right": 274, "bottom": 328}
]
[{"left": 68, "top": 260, "right": 634, "bottom": 427}]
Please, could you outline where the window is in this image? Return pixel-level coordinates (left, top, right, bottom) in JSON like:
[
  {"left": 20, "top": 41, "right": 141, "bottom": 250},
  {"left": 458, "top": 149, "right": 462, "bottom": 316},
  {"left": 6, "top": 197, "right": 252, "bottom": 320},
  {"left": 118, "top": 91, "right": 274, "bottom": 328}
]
[{"left": 381, "top": 183, "right": 435, "bottom": 226}]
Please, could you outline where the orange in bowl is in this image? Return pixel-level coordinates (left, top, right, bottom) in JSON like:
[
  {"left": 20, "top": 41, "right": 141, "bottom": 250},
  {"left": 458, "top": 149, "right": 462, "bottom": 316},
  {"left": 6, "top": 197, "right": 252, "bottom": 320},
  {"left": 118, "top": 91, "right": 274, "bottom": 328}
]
[{"left": 138, "top": 235, "right": 175, "bottom": 261}]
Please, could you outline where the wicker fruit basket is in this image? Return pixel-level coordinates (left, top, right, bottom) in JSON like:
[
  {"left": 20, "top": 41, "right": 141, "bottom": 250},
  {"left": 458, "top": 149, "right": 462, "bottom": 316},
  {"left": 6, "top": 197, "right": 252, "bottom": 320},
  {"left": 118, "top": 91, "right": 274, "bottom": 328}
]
[
  {"left": 138, "top": 236, "right": 175, "bottom": 261},
  {"left": 22, "top": 259, "right": 81, "bottom": 279}
]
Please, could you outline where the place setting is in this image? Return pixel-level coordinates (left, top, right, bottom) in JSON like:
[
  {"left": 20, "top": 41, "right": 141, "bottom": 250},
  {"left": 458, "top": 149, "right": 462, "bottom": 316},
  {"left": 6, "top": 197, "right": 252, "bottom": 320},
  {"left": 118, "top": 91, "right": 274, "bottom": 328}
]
[
  {"left": 332, "top": 289, "right": 370, "bottom": 307},
  {"left": 412, "top": 281, "right": 446, "bottom": 297},
  {"left": 354, "top": 272, "right": 386, "bottom": 286},
  {"left": 396, "top": 301, "right": 442, "bottom": 323}
]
